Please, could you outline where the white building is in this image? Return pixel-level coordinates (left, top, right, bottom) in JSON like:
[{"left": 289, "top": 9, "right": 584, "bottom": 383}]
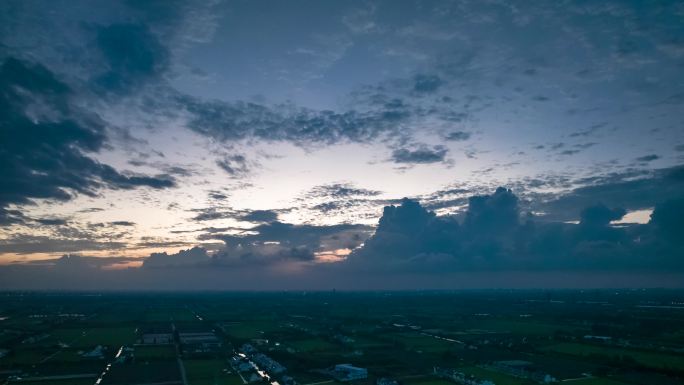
[{"left": 334, "top": 364, "right": 368, "bottom": 381}]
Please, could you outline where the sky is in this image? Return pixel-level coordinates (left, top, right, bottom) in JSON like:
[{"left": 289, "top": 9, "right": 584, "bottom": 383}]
[{"left": 1, "top": 0, "right": 683, "bottom": 290}]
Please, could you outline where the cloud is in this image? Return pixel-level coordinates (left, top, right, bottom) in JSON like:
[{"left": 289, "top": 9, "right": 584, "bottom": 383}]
[
  {"left": 636, "top": 154, "right": 660, "bottom": 162},
  {"left": 210, "top": 221, "right": 371, "bottom": 265},
  {"left": 191, "top": 207, "right": 279, "bottom": 223},
  {"left": 94, "top": 23, "right": 170, "bottom": 93},
  {"left": 35, "top": 218, "right": 69, "bottom": 226},
  {"left": 305, "top": 183, "right": 382, "bottom": 199},
  {"left": 110, "top": 221, "right": 136, "bottom": 226},
  {"left": 347, "top": 186, "right": 684, "bottom": 273},
  {"left": 413, "top": 74, "right": 445, "bottom": 93},
  {"left": 143, "top": 246, "right": 211, "bottom": 268},
  {"left": 650, "top": 197, "right": 684, "bottom": 242},
  {"left": 390, "top": 145, "right": 448, "bottom": 164},
  {"left": 0, "top": 57, "right": 176, "bottom": 216},
  {"left": 0, "top": 234, "right": 127, "bottom": 255},
  {"left": 445, "top": 131, "right": 471, "bottom": 141},
  {"left": 178, "top": 95, "right": 412, "bottom": 148},
  {"left": 580, "top": 204, "right": 626, "bottom": 227},
  {"left": 239, "top": 210, "right": 279, "bottom": 223},
  {"left": 536, "top": 166, "right": 684, "bottom": 222},
  {"left": 216, "top": 154, "right": 256, "bottom": 178}
]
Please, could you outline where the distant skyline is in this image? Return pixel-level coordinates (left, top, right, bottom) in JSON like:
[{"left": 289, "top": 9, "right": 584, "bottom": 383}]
[{"left": 1, "top": 0, "right": 683, "bottom": 289}]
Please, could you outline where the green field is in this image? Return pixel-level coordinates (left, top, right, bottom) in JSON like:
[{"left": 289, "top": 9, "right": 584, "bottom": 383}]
[
  {"left": 288, "top": 338, "right": 337, "bottom": 352},
  {"left": 403, "top": 378, "right": 456, "bottom": 385},
  {"left": 225, "top": 322, "right": 280, "bottom": 339},
  {"left": 387, "top": 333, "right": 453, "bottom": 352},
  {"left": 560, "top": 377, "right": 631, "bottom": 385},
  {"left": 459, "top": 367, "right": 534, "bottom": 385},
  {"left": 134, "top": 345, "right": 177, "bottom": 360},
  {"left": 542, "top": 342, "right": 684, "bottom": 369},
  {"left": 184, "top": 358, "right": 244, "bottom": 385}
]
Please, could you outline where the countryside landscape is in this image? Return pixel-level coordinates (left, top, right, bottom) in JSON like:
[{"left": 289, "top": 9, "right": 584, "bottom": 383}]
[{"left": 1, "top": 291, "right": 683, "bottom": 385}]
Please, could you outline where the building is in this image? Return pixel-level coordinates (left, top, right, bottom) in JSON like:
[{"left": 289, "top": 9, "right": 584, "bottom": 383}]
[
  {"left": 179, "top": 331, "right": 222, "bottom": 354},
  {"left": 141, "top": 332, "right": 173, "bottom": 345},
  {"left": 333, "top": 364, "right": 368, "bottom": 381},
  {"left": 433, "top": 367, "right": 495, "bottom": 385},
  {"left": 140, "top": 325, "right": 174, "bottom": 345},
  {"left": 377, "top": 377, "right": 399, "bottom": 385},
  {"left": 487, "top": 361, "right": 557, "bottom": 384}
]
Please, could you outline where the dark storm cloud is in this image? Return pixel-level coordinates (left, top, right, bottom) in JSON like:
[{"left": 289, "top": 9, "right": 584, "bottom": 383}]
[
  {"left": 391, "top": 145, "right": 448, "bottom": 164},
  {"left": 0, "top": 57, "right": 176, "bottom": 215}
]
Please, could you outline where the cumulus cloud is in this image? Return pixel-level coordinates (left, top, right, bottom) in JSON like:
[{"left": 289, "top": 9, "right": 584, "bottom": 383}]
[
  {"left": 143, "top": 246, "right": 211, "bottom": 268},
  {"left": 348, "top": 187, "right": 684, "bottom": 273}
]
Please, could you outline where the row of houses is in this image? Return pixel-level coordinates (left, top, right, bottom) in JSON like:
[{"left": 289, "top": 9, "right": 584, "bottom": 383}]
[
  {"left": 433, "top": 367, "right": 494, "bottom": 385},
  {"left": 482, "top": 361, "right": 556, "bottom": 384},
  {"left": 139, "top": 325, "right": 222, "bottom": 355}
]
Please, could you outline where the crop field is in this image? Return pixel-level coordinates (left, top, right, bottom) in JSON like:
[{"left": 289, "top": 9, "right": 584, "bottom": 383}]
[
  {"left": 0, "top": 290, "right": 683, "bottom": 385},
  {"left": 184, "top": 358, "right": 244, "bottom": 385},
  {"left": 542, "top": 342, "right": 684, "bottom": 369}
]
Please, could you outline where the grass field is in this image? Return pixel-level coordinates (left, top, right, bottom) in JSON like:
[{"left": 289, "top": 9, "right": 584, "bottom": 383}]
[
  {"left": 387, "top": 333, "right": 453, "bottom": 353},
  {"left": 134, "top": 345, "right": 177, "bottom": 360},
  {"left": 459, "top": 366, "right": 534, "bottom": 385},
  {"left": 10, "top": 379, "right": 94, "bottom": 385},
  {"left": 288, "top": 338, "right": 337, "bottom": 352},
  {"left": 403, "top": 377, "right": 456, "bottom": 385},
  {"left": 542, "top": 342, "right": 684, "bottom": 369},
  {"left": 560, "top": 377, "right": 631, "bottom": 385},
  {"left": 184, "top": 358, "right": 244, "bottom": 385},
  {"left": 226, "top": 322, "right": 281, "bottom": 339}
]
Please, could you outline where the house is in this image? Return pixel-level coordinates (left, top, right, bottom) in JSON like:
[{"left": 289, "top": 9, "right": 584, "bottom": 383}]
[
  {"left": 333, "top": 364, "right": 368, "bottom": 381},
  {"left": 377, "top": 377, "right": 399, "bottom": 385},
  {"left": 433, "top": 367, "right": 495, "bottom": 385},
  {"left": 141, "top": 332, "right": 173, "bottom": 345},
  {"left": 179, "top": 331, "right": 222, "bottom": 354},
  {"left": 140, "top": 325, "right": 174, "bottom": 345}
]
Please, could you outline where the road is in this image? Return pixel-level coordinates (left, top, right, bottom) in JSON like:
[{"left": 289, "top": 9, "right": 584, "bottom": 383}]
[{"left": 172, "top": 322, "right": 189, "bottom": 385}]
